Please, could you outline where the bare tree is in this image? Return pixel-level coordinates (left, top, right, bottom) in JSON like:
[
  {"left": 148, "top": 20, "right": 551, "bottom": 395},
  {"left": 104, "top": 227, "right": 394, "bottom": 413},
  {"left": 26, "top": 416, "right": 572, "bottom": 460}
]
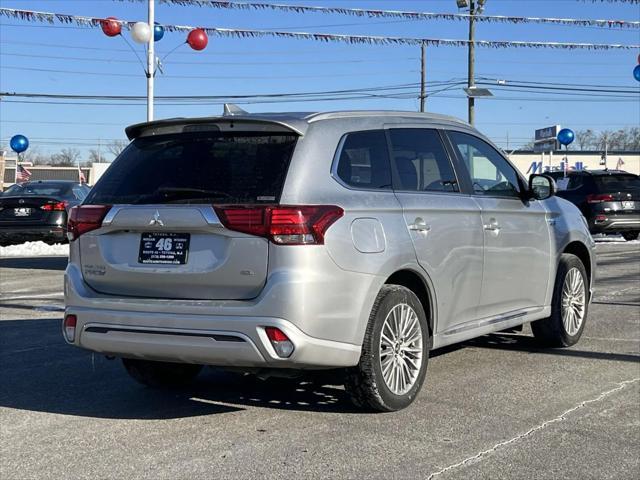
[
  {"left": 50, "top": 148, "right": 81, "bottom": 166},
  {"left": 575, "top": 129, "right": 596, "bottom": 150},
  {"left": 107, "top": 140, "right": 128, "bottom": 159},
  {"left": 88, "top": 149, "right": 107, "bottom": 164}
]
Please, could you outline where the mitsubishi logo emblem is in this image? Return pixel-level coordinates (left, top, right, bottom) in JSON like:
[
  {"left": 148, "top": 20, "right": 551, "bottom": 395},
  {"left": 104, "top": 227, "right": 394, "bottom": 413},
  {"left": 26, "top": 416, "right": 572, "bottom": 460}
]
[{"left": 149, "top": 210, "right": 164, "bottom": 227}]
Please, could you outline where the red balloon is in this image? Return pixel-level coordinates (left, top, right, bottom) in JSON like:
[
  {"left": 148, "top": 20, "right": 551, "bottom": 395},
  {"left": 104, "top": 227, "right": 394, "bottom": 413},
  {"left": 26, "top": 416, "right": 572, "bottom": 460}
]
[
  {"left": 101, "top": 17, "right": 122, "bottom": 37},
  {"left": 187, "top": 28, "right": 208, "bottom": 51}
]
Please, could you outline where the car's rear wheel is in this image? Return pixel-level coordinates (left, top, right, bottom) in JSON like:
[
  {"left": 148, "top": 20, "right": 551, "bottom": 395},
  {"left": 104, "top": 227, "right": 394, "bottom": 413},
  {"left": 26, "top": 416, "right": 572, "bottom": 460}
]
[
  {"left": 531, "top": 253, "right": 589, "bottom": 347},
  {"left": 344, "top": 285, "right": 429, "bottom": 412},
  {"left": 122, "top": 358, "right": 202, "bottom": 388},
  {"left": 622, "top": 231, "right": 639, "bottom": 241}
]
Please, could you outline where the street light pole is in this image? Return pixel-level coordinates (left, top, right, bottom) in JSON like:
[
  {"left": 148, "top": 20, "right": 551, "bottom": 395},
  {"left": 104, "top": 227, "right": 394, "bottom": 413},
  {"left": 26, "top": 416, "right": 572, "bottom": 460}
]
[
  {"left": 419, "top": 41, "right": 426, "bottom": 112},
  {"left": 467, "top": 0, "right": 476, "bottom": 125},
  {"left": 146, "top": 0, "right": 155, "bottom": 122}
]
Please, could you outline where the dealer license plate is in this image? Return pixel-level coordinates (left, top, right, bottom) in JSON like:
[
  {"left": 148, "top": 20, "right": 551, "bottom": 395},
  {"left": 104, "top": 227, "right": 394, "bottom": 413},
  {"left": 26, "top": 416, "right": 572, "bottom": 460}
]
[{"left": 138, "top": 232, "right": 190, "bottom": 265}]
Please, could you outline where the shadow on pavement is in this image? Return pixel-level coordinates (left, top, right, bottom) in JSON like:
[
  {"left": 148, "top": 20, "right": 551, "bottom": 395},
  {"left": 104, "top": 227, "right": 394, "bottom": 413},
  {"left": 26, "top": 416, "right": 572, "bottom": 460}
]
[
  {"left": 466, "top": 333, "right": 640, "bottom": 364},
  {"left": 0, "top": 317, "right": 360, "bottom": 419},
  {"left": 0, "top": 256, "right": 68, "bottom": 271}
]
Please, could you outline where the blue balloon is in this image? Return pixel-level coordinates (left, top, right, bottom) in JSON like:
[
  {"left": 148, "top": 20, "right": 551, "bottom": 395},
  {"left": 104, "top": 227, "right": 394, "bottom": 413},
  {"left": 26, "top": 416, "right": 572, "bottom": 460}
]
[
  {"left": 10, "top": 134, "right": 29, "bottom": 154},
  {"left": 634, "top": 64, "right": 640, "bottom": 82},
  {"left": 557, "top": 128, "right": 575, "bottom": 146},
  {"left": 154, "top": 23, "right": 164, "bottom": 42}
]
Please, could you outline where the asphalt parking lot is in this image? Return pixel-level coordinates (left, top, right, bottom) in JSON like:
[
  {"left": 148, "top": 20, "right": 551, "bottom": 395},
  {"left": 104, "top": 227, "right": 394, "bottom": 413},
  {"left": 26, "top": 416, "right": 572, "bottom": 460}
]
[{"left": 1, "top": 243, "right": 638, "bottom": 480}]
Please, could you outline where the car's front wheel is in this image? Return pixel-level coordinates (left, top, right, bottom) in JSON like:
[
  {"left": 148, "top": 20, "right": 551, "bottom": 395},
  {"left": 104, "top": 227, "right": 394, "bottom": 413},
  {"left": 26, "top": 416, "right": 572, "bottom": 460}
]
[
  {"left": 344, "top": 285, "right": 429, "bottom": 412},
  {"left": 122, "top": 358, "right": 202, "bottom": 388},
  {"left": 622, "top": 231, "right": 639, "bottom": 241},
  {"left": 531, "top": 253, "right": 589, "bottom": 347}
]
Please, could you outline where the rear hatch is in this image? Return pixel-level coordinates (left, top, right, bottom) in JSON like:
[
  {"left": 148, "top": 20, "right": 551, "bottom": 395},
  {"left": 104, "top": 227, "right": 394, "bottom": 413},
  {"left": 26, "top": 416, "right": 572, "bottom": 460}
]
[
  {"left": 0, "top": 196, "right": 68, "bottom": 225},
  {"left": 590, "top": 174, "right": 640, "bottom": 214},
  {"left": 79, "top": 126, "right": 299, "bottom": 300}
]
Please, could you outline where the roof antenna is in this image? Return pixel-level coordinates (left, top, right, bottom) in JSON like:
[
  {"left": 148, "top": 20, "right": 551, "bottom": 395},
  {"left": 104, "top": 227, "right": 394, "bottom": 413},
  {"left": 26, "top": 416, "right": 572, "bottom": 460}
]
[{"left": 223, "top": 104, "right": 248, "bottom": 116}]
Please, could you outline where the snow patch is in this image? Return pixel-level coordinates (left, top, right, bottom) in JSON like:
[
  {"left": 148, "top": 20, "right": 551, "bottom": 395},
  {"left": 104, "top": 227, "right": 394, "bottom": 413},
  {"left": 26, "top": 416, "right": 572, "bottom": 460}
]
[
  {"left": 593, "top": 234, "right": 640, "bottom": 244},
  {"left": 0, "top": 241, "right": 69, "bottom": 258}
]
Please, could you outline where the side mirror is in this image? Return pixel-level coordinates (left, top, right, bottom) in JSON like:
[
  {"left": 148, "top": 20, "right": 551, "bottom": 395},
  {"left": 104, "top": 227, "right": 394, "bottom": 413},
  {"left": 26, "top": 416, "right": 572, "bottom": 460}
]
[{"left": 529, "top": 174, "right": 556, "bottom": 200}]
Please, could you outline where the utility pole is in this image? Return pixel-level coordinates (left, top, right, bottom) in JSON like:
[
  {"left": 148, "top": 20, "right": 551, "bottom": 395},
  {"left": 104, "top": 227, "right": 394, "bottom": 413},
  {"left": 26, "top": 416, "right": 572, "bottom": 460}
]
[
  {"left": 146, "top": 0, "right": 155, "bottom": 122},
  {"left": 419, "top": 41, "right": 426, "bottom": 112},
  {"left": 467, "top": 0, "right": 476, "bottom": 125}
]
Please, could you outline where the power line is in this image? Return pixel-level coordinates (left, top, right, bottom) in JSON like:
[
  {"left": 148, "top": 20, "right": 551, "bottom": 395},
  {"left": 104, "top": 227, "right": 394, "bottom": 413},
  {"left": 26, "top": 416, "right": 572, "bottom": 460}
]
[
  {"left": 0, "top": 65, "right": 409, "bottom": 79},
  {"left": 0, "top": 41, "right": 631, "bottom": 66},
  {"left": 0, "top": 51, "right": 418, "bottom": 66}
]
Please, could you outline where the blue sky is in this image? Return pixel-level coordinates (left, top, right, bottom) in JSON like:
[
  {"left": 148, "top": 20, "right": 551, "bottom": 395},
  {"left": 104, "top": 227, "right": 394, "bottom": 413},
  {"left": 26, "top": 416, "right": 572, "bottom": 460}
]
[{"left": 1, "top": 0, "right": 639, "bottom": 160}]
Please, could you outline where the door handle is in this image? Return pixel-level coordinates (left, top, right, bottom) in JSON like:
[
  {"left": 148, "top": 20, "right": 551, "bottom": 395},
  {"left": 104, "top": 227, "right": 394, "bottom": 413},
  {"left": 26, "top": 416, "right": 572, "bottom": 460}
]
[
  {"left": 409, "top": 218, "right": 431, "bottom": 232},
  {"left": 483, "top": 219, "right": 501, "bottom": 232}
]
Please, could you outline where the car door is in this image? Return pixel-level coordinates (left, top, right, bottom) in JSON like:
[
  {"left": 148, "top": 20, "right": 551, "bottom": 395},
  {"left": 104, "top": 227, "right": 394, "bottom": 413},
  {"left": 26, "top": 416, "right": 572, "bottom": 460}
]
[
  {"left": 387, "top": 127, "right": 484, "bottom": 334},
  {"left": 446, "top": 130, "right": 552, "bottom": 319}
]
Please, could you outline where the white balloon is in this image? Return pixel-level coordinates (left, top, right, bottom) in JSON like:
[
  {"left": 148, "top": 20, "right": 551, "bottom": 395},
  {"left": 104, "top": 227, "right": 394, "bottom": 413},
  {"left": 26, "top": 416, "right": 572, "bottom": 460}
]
[{"left": 131, "top": 22, "right": 151, "bottom": 44}]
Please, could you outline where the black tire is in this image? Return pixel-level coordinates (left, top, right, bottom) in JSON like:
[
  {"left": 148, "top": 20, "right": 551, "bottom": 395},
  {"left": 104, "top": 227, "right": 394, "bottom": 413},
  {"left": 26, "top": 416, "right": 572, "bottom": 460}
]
[
  {"left": 122, "top": 358, "right": 202, "bottom": 388},
  {"left": 344, "top": 285, "right": 429, "bottom": 412},
  {"left": 622, "top": 231, "right": 639, "bottom": 241},
  {"left": 531, "top": 253, "right": 589, "bottom": 347}
]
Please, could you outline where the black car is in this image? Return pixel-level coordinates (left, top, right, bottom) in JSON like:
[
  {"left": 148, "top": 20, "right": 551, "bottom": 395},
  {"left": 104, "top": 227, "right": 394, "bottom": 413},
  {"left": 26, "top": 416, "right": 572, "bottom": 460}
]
[
  {"left": 0, "top": 181, "right": 91, "bottom": 245},
  {"left": 553, "top": 170, "right": 640, "bottom": 241}
]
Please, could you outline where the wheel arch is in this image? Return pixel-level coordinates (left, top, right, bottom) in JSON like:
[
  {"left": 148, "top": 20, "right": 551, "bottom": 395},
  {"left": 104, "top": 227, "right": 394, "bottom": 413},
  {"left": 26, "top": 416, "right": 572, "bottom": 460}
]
[
  {"left": 384, "top": 269, "right": 434, "bottom": 340},
  {"left": 562, "top": 241, "right": 592, "bottom": 287}
]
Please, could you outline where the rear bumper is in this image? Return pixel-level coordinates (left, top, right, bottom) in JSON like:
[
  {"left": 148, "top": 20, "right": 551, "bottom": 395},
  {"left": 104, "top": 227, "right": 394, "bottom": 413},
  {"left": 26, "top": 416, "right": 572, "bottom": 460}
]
[
  {"left": 66, "top": 308, "right": 361, "bottom": 369},
  {"left": 63, "top": 256, "right": 376, "bottom": 369},
  {"left": 589, "top": 214, "right": 640, "bottom": 234},
  {"left": 0, "top": 225, "right": 66, "bottom": 243}
]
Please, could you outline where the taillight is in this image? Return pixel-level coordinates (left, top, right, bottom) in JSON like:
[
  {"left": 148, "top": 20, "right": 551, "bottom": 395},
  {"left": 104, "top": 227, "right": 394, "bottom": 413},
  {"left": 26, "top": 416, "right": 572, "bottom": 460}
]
[
  {"left": 67, "top": 205, "right": 111, "bottom": 241},
  {"left": 215, "top": 205, "right": 343, "bottom": 245},
  {"left": 264, "top": 327, "right": 294, "bottom": 358},
  {"left": 41, "top": 201, "right": 68, "bottom": 211},
  {"left": 63, "top": 314, "right": 77, "bottom": 342},
  {"left": 587, "top": 194, "right": 614, "bottom": 203}
]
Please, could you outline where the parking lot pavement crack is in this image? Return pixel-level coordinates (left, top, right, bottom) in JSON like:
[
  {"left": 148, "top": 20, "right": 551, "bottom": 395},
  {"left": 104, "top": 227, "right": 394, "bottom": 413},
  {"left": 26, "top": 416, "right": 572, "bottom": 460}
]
[{"left": 426, "top": 377, "right": 640, "bottom": 480}]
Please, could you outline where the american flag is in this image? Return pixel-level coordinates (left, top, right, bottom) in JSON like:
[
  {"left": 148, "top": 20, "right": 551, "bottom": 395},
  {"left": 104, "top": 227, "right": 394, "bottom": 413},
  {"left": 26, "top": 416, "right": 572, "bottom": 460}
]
[
  {"left": 78, "top": 165, "right": 87, "bottom": 184},
  {"left": 16, "top": 164, "right": 31, "bottom": 183}
]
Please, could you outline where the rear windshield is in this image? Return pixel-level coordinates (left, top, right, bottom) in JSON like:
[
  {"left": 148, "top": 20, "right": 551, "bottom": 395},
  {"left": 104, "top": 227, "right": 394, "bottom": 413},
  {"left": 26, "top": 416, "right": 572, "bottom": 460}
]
[
  {"left": 594, "top": 174, "right": 640, "bottom": 192},
  {"left": 85, "top": 132, "right": 298, "bottom": 205},
  {"left": 3, "top": 183, "right": 71, "bottom": 198}
]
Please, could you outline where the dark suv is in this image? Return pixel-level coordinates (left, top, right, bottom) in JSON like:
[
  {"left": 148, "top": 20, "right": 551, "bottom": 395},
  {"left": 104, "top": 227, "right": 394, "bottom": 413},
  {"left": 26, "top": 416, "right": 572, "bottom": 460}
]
[{"left": 554, "top": 170, "right": 640, "bottom": 240}]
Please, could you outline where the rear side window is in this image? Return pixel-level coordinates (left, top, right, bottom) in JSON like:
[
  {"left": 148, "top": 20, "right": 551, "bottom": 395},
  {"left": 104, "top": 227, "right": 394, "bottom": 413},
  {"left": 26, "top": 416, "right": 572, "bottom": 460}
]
[
  {"left": 388, "top": 129, "right": 458, "bottom": 192},
  {"left": 594, "top": 174, "right": 640, "bottom": 191},
  {"left": 72, "top": 186, "right": 88, "bottom": 201},
  {"left": 567, "top": 175, "right": 585, "bottom": 190},
  {"left": 336, "top": 130, "right": 392, "bottom": 190},
  {"left": 85, "top": 132, "right": 298, "bottom": 205}
]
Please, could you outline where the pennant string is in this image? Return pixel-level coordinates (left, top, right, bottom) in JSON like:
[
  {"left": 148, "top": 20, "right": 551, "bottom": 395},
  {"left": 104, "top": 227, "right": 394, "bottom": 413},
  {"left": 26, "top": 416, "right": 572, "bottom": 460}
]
[
  {"left": 117, "top": 0, "right": 640, "bottom": 29},
  {"left": 1, "top": 8, "right": 639, "bottom": 50}
]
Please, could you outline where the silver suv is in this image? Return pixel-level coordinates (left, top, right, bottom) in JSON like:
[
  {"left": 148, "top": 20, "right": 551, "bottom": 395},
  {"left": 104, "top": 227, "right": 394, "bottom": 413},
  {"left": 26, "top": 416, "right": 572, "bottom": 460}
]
[{"left": 64, "top": 110, "right": 595, "bottom": 411}]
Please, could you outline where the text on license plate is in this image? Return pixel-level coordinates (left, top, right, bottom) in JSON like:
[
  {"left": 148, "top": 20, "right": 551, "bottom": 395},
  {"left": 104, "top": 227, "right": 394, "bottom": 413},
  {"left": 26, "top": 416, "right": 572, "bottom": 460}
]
[
  {"left": 13, "top": 208, "right": 32, "bottom": 216},
  {"left": 138, "top": 232, "right": 190, "bottom": 265}
]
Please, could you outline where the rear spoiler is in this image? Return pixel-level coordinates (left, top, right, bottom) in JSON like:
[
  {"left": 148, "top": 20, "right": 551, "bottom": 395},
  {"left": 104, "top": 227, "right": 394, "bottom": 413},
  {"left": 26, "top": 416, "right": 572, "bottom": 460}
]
[{"left": 125, "top": 115, "right": 308, "bottom": 140}]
